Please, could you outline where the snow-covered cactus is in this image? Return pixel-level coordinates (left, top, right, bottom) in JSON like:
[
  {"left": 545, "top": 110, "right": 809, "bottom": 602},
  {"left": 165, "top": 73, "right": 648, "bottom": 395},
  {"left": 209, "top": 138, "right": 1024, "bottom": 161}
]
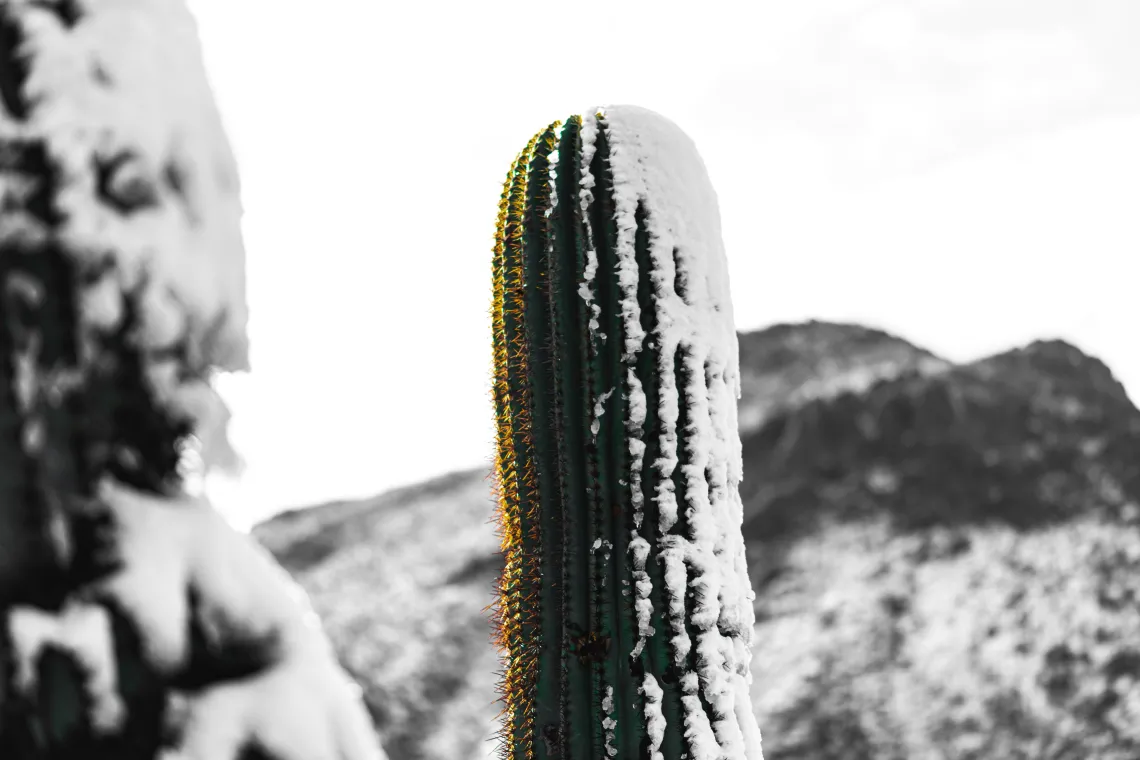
[
  {"left": 489, "top": 106, "right": 763, "bottom": 760},
  {"left": 0, "top": 0, "right": 247, "bottom": 607},
  {"left": 0, "top": 2, "right": 385, "bottom": 758}
]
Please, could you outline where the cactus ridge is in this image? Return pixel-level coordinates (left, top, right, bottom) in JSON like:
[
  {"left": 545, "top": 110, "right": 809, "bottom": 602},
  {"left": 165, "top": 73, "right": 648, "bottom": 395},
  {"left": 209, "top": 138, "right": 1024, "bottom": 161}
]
[
  {"left": 583, "top": 120, "right": 645, "bottom": 760},
  {"left": 493, "top": 135, "right": 539, "bottom": 759},
  {"left": 546, "top": 114, "right": 593, "bottom": 760},
  {"left": 630, "top": 201, "right": 686, "bottom": 760},
  {"left": 520, "top": 121, "right": 564, "bottom": 755}
]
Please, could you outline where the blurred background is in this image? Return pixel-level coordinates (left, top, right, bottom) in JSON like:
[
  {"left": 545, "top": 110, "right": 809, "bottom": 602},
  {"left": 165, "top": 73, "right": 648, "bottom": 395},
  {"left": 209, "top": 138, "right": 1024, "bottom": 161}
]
[
  {"left": 186, "top": 0, "right": 1139, "bottom": 529},
  {"left": 185, "top": 1, "right": 1140, "bottom": 758}
]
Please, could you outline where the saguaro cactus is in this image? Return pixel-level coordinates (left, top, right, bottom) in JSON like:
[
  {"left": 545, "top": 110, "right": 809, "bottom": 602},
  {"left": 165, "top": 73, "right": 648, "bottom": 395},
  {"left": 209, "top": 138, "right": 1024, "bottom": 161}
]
[
  {"left": 490, "top": 106, "right": 763, "bottom": 760},
  {"left": 0, "top": 2, "right": 384, "bottom": 758}
]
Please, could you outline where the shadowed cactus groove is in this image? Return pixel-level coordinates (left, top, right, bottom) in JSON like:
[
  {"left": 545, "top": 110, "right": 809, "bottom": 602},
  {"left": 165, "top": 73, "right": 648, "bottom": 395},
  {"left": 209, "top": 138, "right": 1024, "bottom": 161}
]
[{"left": 489, "top": 105, "right": 763, "bottom": 760}]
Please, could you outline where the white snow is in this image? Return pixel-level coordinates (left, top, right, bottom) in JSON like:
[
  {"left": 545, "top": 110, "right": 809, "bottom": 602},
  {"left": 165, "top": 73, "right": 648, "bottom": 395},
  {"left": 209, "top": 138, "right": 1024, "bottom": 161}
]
[
  {"left": 680, "top": 693, "right": 721, "bottom": 760},
  {"left": 627, "top": 372, "right": 649, "bottom": 528},
  {"left": 577, "top": 115, "right": 602, "bottom": 338},
  {"left": 658, "top": 537, "right": 691, "bottom": 668},
  {"left": 590, "top": 388, "right": 614, "bottom": 441},
  {"left": 591, "top": 105, "right": 763, "bottom": 760},
  {"left": 8, "top": 602, "right": 126, "bottom": 734},
  {"left": 640, "top": 673, "right": 666, "bottom": 760},
  {"left": 733, "top": 673, "right": 764, "bottom": 759},
  {"left": 159, "top": 649, "right": 385, "bottom": 760},
  {"left": 602, "top": 114, "right": 648, "bottom": 366},
  {"left": 91, "top": 480, "right": 386, "bottom": 760},
  {"left": 3, "top": 0, "right": 248, "bottom": 470},
  {"left": 628, "top": 533, "right": 654, "bottom": 658},
  {"left": 602, "top": 685, "right": 617, "bottom": 758},
  {"left": 547, "top": 145, "right": 560, "bottom": 210}
]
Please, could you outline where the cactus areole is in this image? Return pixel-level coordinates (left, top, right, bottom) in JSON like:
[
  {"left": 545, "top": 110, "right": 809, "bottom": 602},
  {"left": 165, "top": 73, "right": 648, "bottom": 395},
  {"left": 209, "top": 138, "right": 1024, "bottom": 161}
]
[{"left": 489, "top": 106, "right": 763, "bottom": 760}]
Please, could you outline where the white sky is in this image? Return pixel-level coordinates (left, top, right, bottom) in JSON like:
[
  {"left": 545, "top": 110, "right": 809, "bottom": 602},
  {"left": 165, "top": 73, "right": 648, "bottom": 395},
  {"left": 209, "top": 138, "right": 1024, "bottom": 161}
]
[{"left": 184, "top": 0, "right": 1140, "bottom": 529}]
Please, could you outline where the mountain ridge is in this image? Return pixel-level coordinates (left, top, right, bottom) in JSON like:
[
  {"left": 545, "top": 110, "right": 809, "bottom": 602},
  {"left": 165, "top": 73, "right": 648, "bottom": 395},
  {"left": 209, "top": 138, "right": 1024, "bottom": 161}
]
[{"left": 253, "top": 320, "right": 1140, "bottom": 760}]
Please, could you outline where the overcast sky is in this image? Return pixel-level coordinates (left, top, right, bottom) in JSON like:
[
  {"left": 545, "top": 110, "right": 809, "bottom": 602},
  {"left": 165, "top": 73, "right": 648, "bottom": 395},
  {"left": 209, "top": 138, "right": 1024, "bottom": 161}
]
[{"left": 185, "top": 0, "right": 1140, "bottom": 528}]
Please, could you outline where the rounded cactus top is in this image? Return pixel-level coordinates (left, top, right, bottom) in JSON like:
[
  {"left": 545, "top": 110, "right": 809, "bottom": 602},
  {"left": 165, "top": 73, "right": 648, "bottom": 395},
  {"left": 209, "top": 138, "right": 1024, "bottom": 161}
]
[{"left": 583, "top": 103, "right": 742, "bottom": 452}]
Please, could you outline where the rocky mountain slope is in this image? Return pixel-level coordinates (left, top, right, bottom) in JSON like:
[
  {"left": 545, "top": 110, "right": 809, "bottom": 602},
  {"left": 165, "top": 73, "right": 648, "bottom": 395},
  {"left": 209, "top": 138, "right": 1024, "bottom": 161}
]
[{"left": 253, "top": 321, "right": 1140, "bottom": 760}]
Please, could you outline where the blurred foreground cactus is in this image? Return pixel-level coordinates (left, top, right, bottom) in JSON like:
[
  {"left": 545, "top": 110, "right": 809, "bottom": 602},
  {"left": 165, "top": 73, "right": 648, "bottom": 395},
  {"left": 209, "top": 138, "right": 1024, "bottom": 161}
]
[
  {"left": 489, "top": 106, "right": 762, "bottom": 760},
  {"left": 0, "top": 1, "right": 384, "bottom": 758}
]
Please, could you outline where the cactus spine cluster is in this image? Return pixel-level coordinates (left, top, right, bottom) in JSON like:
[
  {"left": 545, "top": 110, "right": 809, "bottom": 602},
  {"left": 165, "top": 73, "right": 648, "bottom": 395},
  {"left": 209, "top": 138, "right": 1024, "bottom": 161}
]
[{"left": 490, "top": 106, "right": 762, "bottom": 760}]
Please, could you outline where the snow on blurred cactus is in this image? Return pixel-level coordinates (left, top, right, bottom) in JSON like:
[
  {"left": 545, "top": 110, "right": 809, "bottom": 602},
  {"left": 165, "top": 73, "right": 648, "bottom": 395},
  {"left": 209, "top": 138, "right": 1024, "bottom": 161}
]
[
  {"left": 0, "top": 0, "right": 246, "bottom": 606},
  {"left": 0, "top": 1, "right": 384, "bottom": 758},
  {"left": 489, "top": 106, "right": 763, "bottom": 760}
]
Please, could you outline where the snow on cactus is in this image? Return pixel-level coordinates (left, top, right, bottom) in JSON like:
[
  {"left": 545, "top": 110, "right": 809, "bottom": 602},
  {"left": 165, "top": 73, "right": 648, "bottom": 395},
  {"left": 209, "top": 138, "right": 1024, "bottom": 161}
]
[
  {"left": 0, "top": 2, "right": 385, "bottom": 758},
  {"left": 5, "top": 483, "right": 388, "bottom": 760},
  {"left": 489, "top": 105, "right": 763, "bottom": 760}
]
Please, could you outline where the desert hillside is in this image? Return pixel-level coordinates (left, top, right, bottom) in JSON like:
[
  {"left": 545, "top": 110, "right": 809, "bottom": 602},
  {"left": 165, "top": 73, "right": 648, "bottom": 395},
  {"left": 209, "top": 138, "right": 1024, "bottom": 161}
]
[{"left": 254, "top": 321, "right": 1140, "bottom": 760}]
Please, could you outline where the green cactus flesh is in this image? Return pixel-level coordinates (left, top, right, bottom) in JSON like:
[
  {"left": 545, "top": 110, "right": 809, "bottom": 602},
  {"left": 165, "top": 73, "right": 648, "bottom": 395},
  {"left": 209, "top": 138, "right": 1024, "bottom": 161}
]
[{"left": 490, "top": 107, "right": 762, "bottom": 760}]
